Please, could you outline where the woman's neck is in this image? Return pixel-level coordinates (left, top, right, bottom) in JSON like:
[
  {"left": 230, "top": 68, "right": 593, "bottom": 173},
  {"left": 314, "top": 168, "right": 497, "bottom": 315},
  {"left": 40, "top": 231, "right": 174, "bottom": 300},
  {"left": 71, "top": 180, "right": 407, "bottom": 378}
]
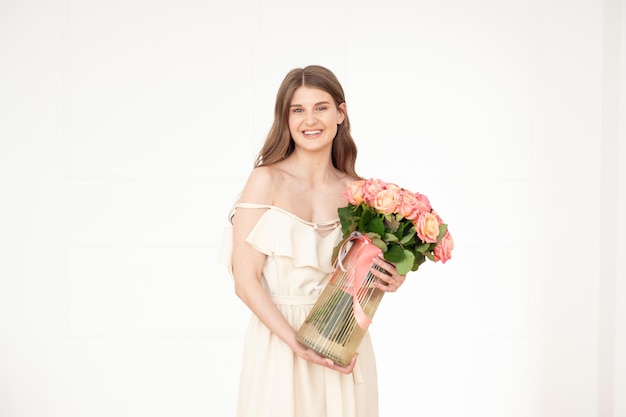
[{"left": 282, "top": 150, "right": 337, "bottom": 187}]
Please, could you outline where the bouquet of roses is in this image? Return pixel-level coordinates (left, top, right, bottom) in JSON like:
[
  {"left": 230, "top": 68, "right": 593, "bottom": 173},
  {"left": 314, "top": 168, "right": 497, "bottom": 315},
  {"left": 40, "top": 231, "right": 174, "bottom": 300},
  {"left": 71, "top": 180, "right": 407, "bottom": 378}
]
[
  {"left": 333, "top": 178, "right": 454, "bottom": 275},
  {"left": 296, "top": 178, "right": 453, "bottom": 366}
]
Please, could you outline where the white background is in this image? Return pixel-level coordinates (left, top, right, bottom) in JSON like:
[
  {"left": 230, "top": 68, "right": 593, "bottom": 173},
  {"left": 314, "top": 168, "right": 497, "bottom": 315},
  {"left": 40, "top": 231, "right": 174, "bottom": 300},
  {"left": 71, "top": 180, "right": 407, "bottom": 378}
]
[{"left": 1, "top": 0, "right": 625, "bottom": 416}]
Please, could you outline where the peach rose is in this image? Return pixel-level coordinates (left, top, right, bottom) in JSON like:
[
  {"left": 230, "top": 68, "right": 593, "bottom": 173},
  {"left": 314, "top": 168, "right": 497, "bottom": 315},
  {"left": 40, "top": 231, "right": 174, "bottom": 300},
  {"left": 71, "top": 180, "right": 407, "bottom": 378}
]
[
  {"left": 343, "top": 179, "right": 366, "bottom": 205},
  {"left": 433, "top": 230, "right": 454, "bottom": 263},
  {"left": 362, "top": 178, "right": 387, "bottom": 203},
  {"left": 374, "top": 187, "right": 401, "bottom": 214},
  {"left": 431, "top": 209, "right": 443, "bottom": 223},
  {"left": 415, "top": 211, "right": 441, "bottom": 243}
]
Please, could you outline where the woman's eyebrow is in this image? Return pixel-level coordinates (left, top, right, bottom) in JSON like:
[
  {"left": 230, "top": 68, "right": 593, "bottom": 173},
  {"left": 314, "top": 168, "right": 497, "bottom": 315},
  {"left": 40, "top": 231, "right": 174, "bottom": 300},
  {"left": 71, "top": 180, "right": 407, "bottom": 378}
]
[{"left": 289, "top": 101, "right": 331, "bottom": 108}]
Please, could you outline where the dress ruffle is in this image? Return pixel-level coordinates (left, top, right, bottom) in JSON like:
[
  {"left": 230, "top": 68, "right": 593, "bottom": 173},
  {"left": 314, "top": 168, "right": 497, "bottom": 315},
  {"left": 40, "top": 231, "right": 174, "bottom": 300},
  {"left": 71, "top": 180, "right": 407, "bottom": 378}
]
[
  {"left": 217, "top": 206, "right": 342, "bottom": 274},
  {"left": 246, "top": 208, "right": 341, "bottom": 274}
]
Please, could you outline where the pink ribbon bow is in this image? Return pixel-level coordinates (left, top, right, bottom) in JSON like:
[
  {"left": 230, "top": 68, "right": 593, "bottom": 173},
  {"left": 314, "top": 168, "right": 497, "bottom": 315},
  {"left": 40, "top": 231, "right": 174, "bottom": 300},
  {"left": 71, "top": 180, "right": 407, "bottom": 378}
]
[{"left": 337, "top": 232, "right": 382, "bottom": 329}]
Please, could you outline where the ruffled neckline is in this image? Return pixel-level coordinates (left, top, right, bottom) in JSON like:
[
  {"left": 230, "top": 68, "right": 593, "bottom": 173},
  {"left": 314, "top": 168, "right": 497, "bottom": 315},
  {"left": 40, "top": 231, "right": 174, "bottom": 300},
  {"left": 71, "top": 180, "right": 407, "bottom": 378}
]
[
  {"left": 262, "top": 205, "right": 340, "bottom": 232},
  {"left": 218, "top": 203, "right": 343, "bottom": 274},
  {"left": 245, "top": 206, "right": 342, "bottom": 273},
  {"left": 233, "top": 203, "right": 341, "bottom": 234}
]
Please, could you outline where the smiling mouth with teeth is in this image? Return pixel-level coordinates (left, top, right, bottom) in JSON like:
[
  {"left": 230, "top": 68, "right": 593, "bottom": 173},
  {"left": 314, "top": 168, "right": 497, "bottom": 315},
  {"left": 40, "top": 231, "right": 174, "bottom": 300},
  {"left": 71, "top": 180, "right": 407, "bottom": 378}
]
[{"left": 304, "top": 130, "right": 322, "bottom": 136}]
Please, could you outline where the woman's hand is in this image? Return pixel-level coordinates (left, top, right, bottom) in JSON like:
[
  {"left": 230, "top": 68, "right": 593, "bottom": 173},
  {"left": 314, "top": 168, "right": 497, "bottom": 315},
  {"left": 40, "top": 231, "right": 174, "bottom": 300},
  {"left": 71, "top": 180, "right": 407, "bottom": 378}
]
[
  {"left": 294, "top": 343, "right": 358, "bottom": 374},
  {"left": 370, "top": 255, "right": 407, "bottom": 292}
]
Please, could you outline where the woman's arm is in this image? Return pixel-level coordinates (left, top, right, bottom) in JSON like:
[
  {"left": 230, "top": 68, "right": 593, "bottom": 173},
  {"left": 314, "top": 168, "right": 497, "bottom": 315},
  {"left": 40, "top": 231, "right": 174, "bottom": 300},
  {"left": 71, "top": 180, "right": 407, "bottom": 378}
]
[{"left": 231, "top": 167, "right": 357, "bottom": 373}]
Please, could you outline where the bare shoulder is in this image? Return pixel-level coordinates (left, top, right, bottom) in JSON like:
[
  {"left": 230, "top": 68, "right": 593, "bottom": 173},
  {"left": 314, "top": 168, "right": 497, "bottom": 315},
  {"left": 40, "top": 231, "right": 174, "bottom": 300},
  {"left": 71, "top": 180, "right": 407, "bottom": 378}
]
[
  {"left": 239, "top": 166, "right": 276, "bottom": 205},
  {"left": 337, "top": 171, "right": 358, "bottom": 190}
]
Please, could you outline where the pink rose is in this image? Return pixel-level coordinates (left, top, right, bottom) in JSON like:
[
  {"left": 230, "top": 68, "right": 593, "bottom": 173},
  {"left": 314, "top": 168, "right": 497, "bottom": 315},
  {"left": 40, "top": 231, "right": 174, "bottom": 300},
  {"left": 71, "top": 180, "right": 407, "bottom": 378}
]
[
  {"left": 433, "top": 230, "right": 454, "bottom": 263},
  {"left": 362, "top": 178, "right": 387, "bottom": 203},
  {"left": 415, "top": 211, "right": 441, "bottom": 243},
  {"left": 374, "top": 187, "right": 401, "bottom": 214},
  {"left": 398, "top": 190, "right": 420, "bottom": 219},
  {"left": 415, "top": 192, "right": 432, "bottom": 212},
  {"left": 343, "top": 179, "right": 366, "bottom": 205}
]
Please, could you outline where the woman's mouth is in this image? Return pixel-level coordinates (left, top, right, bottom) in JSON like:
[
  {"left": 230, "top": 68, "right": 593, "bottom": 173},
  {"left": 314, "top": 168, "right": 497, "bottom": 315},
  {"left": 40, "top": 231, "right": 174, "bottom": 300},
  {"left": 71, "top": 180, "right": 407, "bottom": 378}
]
[{"left": 303, "top": 130, "right": 322, "bottom": 138}]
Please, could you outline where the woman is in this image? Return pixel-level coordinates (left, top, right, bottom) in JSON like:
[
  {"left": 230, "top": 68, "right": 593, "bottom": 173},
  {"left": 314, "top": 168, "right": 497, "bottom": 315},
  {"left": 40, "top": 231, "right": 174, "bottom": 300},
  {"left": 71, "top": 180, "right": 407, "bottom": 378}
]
[{"left": 221, "top": 65, "right": 406, "bottom": 417}]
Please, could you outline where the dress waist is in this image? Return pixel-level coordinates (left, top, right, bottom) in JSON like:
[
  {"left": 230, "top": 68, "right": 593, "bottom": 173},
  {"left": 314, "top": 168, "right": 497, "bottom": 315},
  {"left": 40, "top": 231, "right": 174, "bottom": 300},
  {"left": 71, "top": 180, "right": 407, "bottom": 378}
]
[{"left": 271, "top": 295, "right": 319, "bottom": 306}]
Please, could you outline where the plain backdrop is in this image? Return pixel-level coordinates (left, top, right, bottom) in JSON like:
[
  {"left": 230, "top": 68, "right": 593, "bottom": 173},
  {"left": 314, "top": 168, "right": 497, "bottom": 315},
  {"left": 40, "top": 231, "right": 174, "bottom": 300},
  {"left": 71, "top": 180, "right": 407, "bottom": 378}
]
[{"left": 0, "top": 0, "right": 624, "bottom": 416}]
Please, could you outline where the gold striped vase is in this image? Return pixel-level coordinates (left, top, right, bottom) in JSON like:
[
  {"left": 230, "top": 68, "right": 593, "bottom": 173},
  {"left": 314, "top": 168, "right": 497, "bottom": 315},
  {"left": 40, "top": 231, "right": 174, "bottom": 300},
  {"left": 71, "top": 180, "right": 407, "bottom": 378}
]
[{"left": 296, "top": 233, "right": 386, "bottom": 367}]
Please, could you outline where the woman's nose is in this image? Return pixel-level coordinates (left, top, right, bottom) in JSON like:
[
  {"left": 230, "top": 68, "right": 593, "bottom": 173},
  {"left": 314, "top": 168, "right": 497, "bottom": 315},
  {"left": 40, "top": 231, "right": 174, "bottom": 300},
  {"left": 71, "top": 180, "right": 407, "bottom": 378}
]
[{"left": 305, "top": 111, "right": 317, "bottom": 124}]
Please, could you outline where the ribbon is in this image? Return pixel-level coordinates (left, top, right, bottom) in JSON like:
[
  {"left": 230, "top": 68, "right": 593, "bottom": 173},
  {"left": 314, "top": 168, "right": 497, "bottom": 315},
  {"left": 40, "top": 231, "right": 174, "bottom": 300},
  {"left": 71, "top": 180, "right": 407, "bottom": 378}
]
[{"left": 337, "top": 232, "right": 383, "bottom": 330}]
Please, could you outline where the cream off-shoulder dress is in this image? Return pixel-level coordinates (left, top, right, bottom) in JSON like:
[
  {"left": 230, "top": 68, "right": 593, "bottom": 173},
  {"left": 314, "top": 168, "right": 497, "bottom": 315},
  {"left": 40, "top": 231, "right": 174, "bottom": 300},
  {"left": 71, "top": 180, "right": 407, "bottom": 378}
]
[{"left": 218, "top": 203, "right": 379, "bottom": 417}]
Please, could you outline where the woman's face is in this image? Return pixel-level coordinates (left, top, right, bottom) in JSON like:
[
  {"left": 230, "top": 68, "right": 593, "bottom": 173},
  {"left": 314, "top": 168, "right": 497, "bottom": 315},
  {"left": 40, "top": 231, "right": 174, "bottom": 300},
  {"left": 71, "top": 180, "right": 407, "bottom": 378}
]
[{"left": 288, "top": 86, "right": 345, "bottom": 154}]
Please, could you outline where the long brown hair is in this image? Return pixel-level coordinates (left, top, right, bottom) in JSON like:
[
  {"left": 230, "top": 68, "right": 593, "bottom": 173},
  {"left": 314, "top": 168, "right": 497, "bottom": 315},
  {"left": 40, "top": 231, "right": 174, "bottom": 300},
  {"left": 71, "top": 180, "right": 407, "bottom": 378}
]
[{"left": 254, "top": 65, "right": 360, "bottom": 179}]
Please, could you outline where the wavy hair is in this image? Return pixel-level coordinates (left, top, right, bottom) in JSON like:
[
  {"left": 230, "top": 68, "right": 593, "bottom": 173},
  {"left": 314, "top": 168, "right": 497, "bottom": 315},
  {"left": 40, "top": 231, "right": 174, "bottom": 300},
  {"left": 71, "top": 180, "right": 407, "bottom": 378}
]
[{"left": 254, "top": 65, "right": 360, "bottom": 180}]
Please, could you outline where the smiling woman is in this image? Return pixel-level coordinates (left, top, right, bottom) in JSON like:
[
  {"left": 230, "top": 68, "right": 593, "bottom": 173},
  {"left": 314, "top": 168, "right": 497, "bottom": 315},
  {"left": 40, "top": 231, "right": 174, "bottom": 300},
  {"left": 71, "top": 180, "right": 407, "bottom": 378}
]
[
  {"left": 218, "top": 65, "right": 408, "bottom": 417},
  {"left": 288, "top": 87, "right": 346, "bottom": 154}
]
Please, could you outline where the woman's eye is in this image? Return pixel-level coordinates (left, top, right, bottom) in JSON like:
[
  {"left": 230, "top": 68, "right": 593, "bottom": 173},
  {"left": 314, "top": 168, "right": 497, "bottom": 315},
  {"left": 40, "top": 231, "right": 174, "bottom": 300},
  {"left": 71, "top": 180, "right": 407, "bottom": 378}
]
[
  {"left": 292, "top": 108, "right": 303, "bottom": 113},
  {"left": 316, "top": 106, "right": 328, "bottom": 111}
]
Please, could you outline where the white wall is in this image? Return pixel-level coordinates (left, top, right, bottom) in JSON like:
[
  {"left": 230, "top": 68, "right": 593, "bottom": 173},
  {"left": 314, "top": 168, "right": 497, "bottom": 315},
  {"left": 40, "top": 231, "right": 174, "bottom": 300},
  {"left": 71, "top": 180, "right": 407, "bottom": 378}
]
[{"left": 0, "top": 0, "right": 623, "bottom": 416}]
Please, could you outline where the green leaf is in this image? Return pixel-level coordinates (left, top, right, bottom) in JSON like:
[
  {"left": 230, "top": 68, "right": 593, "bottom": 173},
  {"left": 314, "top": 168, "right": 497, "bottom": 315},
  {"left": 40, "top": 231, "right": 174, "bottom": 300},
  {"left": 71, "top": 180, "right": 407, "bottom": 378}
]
[
  {"left": 371, "top": 237, "right": 388, "bottom": 252},
  {"left": 338, "top": 206, "right": 359, "bottom": 236},
  {"left": 358, "top": 206, "right": 373, "bottom": 231},
  {"left": 412, "top": 252, "right": 426, "bottom": 271},
  {"left": 342, "top": 219, "right": 358, "bottom": 236},
  {"left": 347, "top": 222, "right": 358, "bottom": 236},
  {"left": 414, "top": 242, "right": 431, "bottom": 254},
  {"left": 395, "top": 250, "right": 415, "bottom": 275},
  {"left": 384, "top": 243, "right": 405, "bottom": 262},
  {"left": 395, "top": 221, "right": 407, "bottom": 237},
  {"left": 384, "top": 233, "right": 399, "bottom": 242},
  {"left": 436, "top": 224, "right": 448, "bottom": 243},
  {"left": 368, "top": 216, "right": 385, "bottom": 237},
  {"left": 403, "top": 235, "right": 416, "bottom": 247},
  {"left": 399, "top": 228, "right": 416, "bottom": 244},
  {"left": 337, "top": 206, "right": 353, "bottom": 218}
]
